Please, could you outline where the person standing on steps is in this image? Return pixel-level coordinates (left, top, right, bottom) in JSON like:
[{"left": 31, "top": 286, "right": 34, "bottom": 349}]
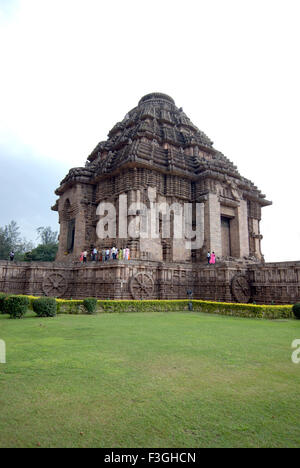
[
  {"left": 209, "top": 251, "right": 216, "bottom": 265},
  {"left": 207, "top": 251, "right": 211, "bottom": 265},
  {"left": 92, "top": 247, "right": 98, "bottom": 261},
  {"left": 83, "top": 250, "right": 88, "bottom": 263},
  {"left": 124, "top": 247, "right": 130, "bottom": 260}
]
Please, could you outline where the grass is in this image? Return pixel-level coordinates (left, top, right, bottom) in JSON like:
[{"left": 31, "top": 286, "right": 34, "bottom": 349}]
[{"left": 0, "top": 311, "right": 300, "bottom": 448}]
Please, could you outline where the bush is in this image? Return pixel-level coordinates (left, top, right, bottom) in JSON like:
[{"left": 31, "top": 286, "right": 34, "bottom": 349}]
[
  {"left": 4, "top": 295, "right": 29, "bottom": 319},
  {"left": 56, "top": 300, "right": 85, "bottom": 315},
  {"left": 2, "top": 294, "right": 293, "bottom": 320},
  {"left": 32, "top": 297, "right": 57, "bottom": 317},
  {"left": 55, "top": 299, "right": 292, "bottom": 319},
  {"left": 292, "top": 303, "right": 300, "bottom": 319},
  {"left": 83, "top": 297, "right": 98, "bottom": 315},
  {"left": 0, "top": 293, "right": 8, "bottom": 314}
]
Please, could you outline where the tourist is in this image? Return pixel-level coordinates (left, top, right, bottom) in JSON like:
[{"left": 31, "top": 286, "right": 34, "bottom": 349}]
[
  {"left": 105, "top": 248, "right": 110, "bottom": 261},
  {"left": 83, "top": 250, "right": 88, "bottom": 263},
  {"left": 210, "top": 251, "right": 216, "bottom": 265},
  {"left": 79, "top": 251, "right": 84, "bottom": 263},
  {"left": 9, "top": 251, "right": 15, "bottom": 261},
  {"left": 118, "top": 248, "right": 123, "bottom": 260},
  {"left": 102, "top": 248, "right": 106, "bottom": 262},
  {"left": 207, "top": 251, "right": 211, "bottom": 265},
  {"left": 92, "top": 247, "right": 98, "bottom": 261},
  {"left": 124, "top": 247, "right": 130, "bottom": 260},
  {"left": 111, "top": 246, "right": 117, "bottom": 260}
]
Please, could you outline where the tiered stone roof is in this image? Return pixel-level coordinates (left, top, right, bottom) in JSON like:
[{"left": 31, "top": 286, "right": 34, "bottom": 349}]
[{"left": 55, "top": 92, "right": 271, "bottom": 206}]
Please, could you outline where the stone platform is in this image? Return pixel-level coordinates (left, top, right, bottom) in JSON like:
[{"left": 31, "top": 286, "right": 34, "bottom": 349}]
[{"left": 1, "top": 260, "right": 299, "bottom": 305}]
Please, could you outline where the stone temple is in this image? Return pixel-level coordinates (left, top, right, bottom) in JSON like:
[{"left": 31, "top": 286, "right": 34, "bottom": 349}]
[
  {"left": 1, "top": 92, "right": 300, "bottom": 304},
  {"left": 52, "top": 92, "right": 271, "bottom": 264}
]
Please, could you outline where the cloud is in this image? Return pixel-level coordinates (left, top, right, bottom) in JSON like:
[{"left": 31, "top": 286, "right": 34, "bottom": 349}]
[{"left": 0, "top": 139, "right": 68, "bottom": 242}]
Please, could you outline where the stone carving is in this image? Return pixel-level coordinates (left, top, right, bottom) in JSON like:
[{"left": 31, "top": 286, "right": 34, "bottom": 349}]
[
  {"left": 42, "top": 273, "right": 68, "bottom": 298},
  {"left": 1, "top": 260, "right": 300, "bottom": 304},
  {"left": 129, "top": 272, "right": 154, "bottom": 300},
  {"left": 231, "top": 274, "right": 252, "bottom": 303},
  {"left": 226, "top": 179, "right": 241, "bottom": 200}
]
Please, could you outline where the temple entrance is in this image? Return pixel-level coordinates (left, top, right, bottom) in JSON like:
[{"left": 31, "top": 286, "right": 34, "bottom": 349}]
[
  {"left": 221, "top": 216, "right": 232, "bottom": 257},
  {"left": 67, "top": 219, "right": 75, "bottom": 253}
]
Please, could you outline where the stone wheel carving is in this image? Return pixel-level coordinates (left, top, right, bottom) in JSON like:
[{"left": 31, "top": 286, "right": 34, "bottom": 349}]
[
  {"left": 231, "top": 274, "right": 252, "bottom": 303},
  {"left": 129, "top": 272, "right": 154, "bottom": 300},
  {"left": 42, "top": 273, "right": 68, "bottom": 298}
]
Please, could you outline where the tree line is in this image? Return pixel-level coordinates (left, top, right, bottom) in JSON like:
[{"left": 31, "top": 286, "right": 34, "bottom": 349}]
[{"left": 0, "top": 221, "right": 58, "bottom": 262}]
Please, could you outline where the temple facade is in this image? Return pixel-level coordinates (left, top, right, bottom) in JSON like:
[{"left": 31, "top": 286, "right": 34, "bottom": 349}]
[{"left": 52, "top": 92, "right": 271, "bottom": 264}]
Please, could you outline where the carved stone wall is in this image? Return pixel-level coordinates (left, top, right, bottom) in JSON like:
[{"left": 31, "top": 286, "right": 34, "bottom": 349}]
[
  {"left": 1, "top": 260, "right": 299, "bottom": 305},
  {"left": 248, "top": 262, "right": 300, "bottom": 304}
]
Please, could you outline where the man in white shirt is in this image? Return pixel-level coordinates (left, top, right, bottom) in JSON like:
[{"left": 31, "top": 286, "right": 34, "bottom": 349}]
[
  {"left": 207, "top": 251, "right": 211, "bottom": 265},
  {"left": 92, "top": 247, "right": 98, "bottom": 261}
]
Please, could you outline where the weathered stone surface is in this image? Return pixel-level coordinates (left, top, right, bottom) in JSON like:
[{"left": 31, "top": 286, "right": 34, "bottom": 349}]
[{"left": 0, "top": 260, "right": 300, "bottom": 305}]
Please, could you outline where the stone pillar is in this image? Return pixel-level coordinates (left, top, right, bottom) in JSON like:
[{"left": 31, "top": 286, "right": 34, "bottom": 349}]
[
  {"left": 127, "top": 190, "right": 140, "bottom": 259},
  {"left": 205, "top": 193, "right": 222, "bottom": 257},
  {"left": 56, "top": 210, "right": 69, "bottom": 261},
  {"left": 73, "top": 186, "right": 88, "bottom": 260},
  {"left": 237, "top": 200, "right": 250, "bottom": 258},
  {"left": 230, "top": 200, "right": 249, "bottom": 258}
]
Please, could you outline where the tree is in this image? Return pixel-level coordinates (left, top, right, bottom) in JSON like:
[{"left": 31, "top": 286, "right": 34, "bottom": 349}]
[
  {"left": 37, "top": 226, "right": 58, "bottom": 245},
  {"left": 23, "top": 243, "right": 58, "bottom": 262},
  {"left": 23, "top": 226, "right": 58, "bottom": 262},
  {"left": 0, "top": 221, "right": 33, "bottom": 260},
  {"left": 0, "top": 228, "right": 11, "bottom": 259}
]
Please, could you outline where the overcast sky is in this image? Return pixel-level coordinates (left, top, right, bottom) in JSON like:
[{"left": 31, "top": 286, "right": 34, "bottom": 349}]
[{"left": 0, "top": 0, "right": 299, "bottom": 261}]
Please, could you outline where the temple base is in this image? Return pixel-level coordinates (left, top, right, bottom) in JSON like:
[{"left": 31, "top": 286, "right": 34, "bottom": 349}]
[{"left": 0, "top": 260, "right": 299, "bottom": 305}]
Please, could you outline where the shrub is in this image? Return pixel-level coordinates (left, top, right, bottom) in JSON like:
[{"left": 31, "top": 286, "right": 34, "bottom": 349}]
[
  {"left": 0, "top": 293, "right": 8, "bottom": 314},
  {"left": 56, "top": 300, "right": 85, "bottom": 315},
  {"left": 32, "top": 297, "right": 57, "bottom": 317},
  {"left": 4, "top": 295, "right": 29, "bottom": 319},
  {"left": 83, "top": 297, "right": 98, "bottom": 315},
  {"left": 292, "top": 303, "right": 300, "bottom": 319},
  {"left": 1, "top": 294, "right": 293, "bottom": 320}
]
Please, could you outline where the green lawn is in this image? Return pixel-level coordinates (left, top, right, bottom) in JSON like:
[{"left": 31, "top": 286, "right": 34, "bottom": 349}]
[{"left": 0, "top": 311, "right": 300, "bottom": 448}]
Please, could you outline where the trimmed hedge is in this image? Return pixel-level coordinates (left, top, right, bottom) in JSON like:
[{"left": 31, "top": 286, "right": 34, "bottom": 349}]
[
  {"left": 4, "top": 295, "right": 29, "bottom": 319},
  {"left": 191, "top": 300, "right": 292, "bottom": 320},
  {"left": 0, "top": 293, "right": 294, "bottom": 320},
  {"left": 56, "top": 299, "right": 293, "bottom": 320},
  {"left": 56, "top": 300, "right": 86, "bottom": 315},
  {"left": 32, "top": 297, "right": 57, "bottom": 317}
]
